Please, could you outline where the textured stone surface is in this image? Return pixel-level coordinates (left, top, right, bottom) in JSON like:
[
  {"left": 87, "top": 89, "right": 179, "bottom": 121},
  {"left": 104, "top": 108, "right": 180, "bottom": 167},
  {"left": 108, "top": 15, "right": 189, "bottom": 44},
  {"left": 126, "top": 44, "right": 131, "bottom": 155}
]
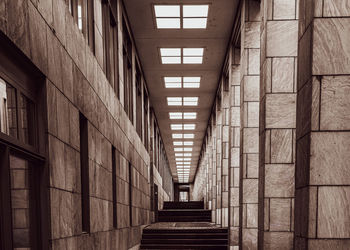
[
  {"left": 313, "top": 18, "right": 350, "bottom": 75},
  {"left": 272, "top": 58, "right": 294, "bottom": 93},
  {"left": 266, "top": 21, "right": 298, "bottom": 57},
  {"left": 243, "top": 128, "right": 259, "bottom": 153},
  {"left": 270, "top": 198, "right": 291, "bottom": 231},
  {"left": 310, "top": 132, "right": 350, "bottom": 185},
  {"left": 273, "top": 0, "right": 296, "bottom": 19},
  {"left": 244, "top": 76, "right": 260, "bottom": 101},
  {"left": 318, "top": 186, "right": 350, "bottom": 238},
  {"left": 320, "top": 76, "right": 350, "bottom": 130},
  {"left": 323, "top": 0, "right": 350, "bottom": 17},
  {"left": 270, "top": 129, "right": 293, "bottom": 163},
  {"left": 243, "top": 179, "right": 258, "bottom": 203},
  {"left": 266, "top": 94, "right": 296, "bottom": 128},
  {"left": 309, "top": 239, "right": 350, "bottom": 250},
  {"left": 264, "top": 232, "right": 293, "bottom": 249},
  {"left": 242, "top": 229, "right": 258, "bottom": 250},
  {"left": 265, "top": 164, "right": 294, "bottom": 197}
]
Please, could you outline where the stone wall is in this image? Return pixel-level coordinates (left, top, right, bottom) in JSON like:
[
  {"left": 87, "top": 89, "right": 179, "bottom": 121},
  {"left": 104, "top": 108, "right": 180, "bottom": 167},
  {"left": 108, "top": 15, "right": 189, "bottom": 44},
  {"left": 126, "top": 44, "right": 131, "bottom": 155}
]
[{"left": 0, "top": 0, "right": 173, "bottom": 249}]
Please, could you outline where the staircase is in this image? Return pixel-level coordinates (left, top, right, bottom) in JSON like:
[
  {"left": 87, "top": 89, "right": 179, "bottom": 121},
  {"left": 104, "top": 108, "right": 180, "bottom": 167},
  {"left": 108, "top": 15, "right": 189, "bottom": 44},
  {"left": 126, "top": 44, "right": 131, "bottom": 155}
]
[{"left": 140, "top": 201, "right": 229, "bottom": 249}]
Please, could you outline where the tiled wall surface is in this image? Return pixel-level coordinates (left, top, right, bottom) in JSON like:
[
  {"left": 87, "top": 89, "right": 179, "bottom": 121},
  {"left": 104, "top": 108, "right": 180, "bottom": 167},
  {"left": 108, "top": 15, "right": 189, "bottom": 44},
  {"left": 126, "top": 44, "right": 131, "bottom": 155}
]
[{"left": 0, "top": 0, "right": 173, "bottom": 249}]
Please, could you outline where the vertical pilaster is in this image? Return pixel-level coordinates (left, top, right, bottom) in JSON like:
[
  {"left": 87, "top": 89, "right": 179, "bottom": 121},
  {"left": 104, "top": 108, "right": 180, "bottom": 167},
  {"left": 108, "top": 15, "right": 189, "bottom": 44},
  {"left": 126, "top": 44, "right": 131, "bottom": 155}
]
[
  {"left": 229, "top": 47, "right": 241, "bottom": 249},
  {"left": 216, "top": 106, "right": 222, "bottom": 225},
  {"left": 240, "top": 0, "right": 261, "bottom": 249},
  {"left": 295, "top": 0, "right": 350, "bottom": 249},
  {"left": 260, "top": 0, "right": 299, "bottom": 248}
]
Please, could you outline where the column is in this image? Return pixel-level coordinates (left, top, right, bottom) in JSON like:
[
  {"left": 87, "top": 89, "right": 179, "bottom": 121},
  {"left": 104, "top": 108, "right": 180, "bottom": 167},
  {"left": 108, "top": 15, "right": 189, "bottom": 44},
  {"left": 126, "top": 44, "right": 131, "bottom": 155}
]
[
  {"left": 240, "top": 0, "right": 261, "bottom": 249},
  {"left": 216, "top": 105, "right": 222, "bottom": 225},
  {"left": 295, "top": 0, "right": 350, "bottom": 249},
  {"left": 259, "top": 0, "right": 298, "bottom": 248}
]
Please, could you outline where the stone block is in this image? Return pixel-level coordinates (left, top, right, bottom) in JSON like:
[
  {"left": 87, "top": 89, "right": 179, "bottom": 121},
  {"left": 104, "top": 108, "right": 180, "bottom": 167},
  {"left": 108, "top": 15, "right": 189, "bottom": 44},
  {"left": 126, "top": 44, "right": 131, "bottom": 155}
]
[
  {"left": 264, "top": 232, "right": 293, "bottom": 249},
  {"left": 248, "top": 48, "right": 260, "bottom": 75},
  {"left": 59, "top": 190, "right": 73, "bottom": 237},
  {"left": 310, "top": 132, "right": 350, "bottom": 185},
  {"left": 313, "top": 18, "right": 350, "bottom": 75},
  {"left": 62, "top": 49, "right": 74, "bottom": 102},
  {"left": 266, "top": 20, "right": 298, "bottom": 57},
  {"left": 323, "top": 0, "right": 350, "bottom": 17},
  {"left": 247, "top": 153, "right": 258, "bottom": 178},
  {"left": 244, "top": 76, "right": 260, "bottom": 102},
  {"left": 244, "top": 22, "right": 260, "bottom": 49},
  {"left": 56, "top": 91, "right": 70, "bottom": 143},
  {"left": 265, "top": 164, "right": 294, "bottom": 197},
  {"left": 49, "top": 136, "right": 66, "bottom": 189},
  {"left": 38, "top": 0, "right": 52, "bottom": 25},
  {"left": 247, "top": 203, "right": 258, "bottom": 228},
  {"left": 318, "top": 186, "right": 350, "bottom": 238},
  {"left": 46, "top": 81, "right": 58, "bottom": 136},
  {"left": 309, "top": 239, "right": 350, "bottom": 250},
  {"left": 272, "top": 57, "right": 294, "bottom": 93},
  {"left": 243, "top": 179, "right": 258, "bottom": 203},
  {"left": 266, "top": 94, "right": 296, "bottom": 128},
  {"left": 47, "top": 28, "right": 63, "bottom": 90},
  {"left": 270, "top": 129, "right": 293, "bottom": 163},
  {"left": 52, "top": 0, "right": 66, "bottom": 46},
  {"left": 270, "top": 198, "right": 291, "bottom": 231},
  {"left": 320, "top": 76, "right": 350, "bottom": 130},
  {"left": 243, "top": 128, "right": 259, "bottom": 153},
  {"left": 273, "top": 0, "right": 296, "bottom": 20},
  {"left": 247, "top": 102, "right": 259, "bottom": 127},
  {"left": 242, "top": 228, "right": 258, "bottom": 250}
]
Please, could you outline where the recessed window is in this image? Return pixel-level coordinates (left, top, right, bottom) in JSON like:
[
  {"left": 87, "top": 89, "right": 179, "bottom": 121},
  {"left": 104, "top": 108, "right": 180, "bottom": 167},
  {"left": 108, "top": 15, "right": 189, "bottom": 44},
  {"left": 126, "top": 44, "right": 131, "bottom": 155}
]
[
  {"left": 160, "top": 48, "right": 204, "bottom": 64},
  {"left": 167, "top": 97, "right": 198, "bottom": 106},
  {"left": 171, "top": 124, "right": 196, "bottom": 130},
  {"left": 165, "top": 77, "right": 200, "bottom": 88},
  {"left": 154, "top": 5, "right": 209, "bottom": 29}
]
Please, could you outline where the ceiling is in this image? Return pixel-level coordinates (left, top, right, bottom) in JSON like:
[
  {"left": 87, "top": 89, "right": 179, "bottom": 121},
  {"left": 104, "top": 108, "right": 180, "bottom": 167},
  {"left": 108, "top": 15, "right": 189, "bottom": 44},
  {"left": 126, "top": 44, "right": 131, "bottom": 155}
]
[{"left": 124, "top": 0, "right": 238, "bottom": 183}]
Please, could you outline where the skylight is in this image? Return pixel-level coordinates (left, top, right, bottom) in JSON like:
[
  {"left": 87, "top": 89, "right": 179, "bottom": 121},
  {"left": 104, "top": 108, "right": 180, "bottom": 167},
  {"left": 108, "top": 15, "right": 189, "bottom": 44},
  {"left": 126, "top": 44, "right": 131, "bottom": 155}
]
[
  {"left": 173, "top": 141, "right": 183, "bottom": 146},
  {"left": 171, "top": 124, "right": 196, "bottom": 130},
  {"left": 167, "top": 97, "right": 199, "bottom": 106},
  {"left": 183, "top": 141, "right": 193, "bottom": 146},
  {"left": 154, "top": 5, "right": 209, "bottom": 29},
  {"left": 172, "top": 133, "right": 195, "bottom": 139},
  {"left": 183, "top": 153, "right": 192, "bottom": 156},
  {"left": 169, "top": 112, "right": 197, "bottom": 119},
  {"left": 175, "top": 153, "right": 184, "bottom": 156},
  {"left": 160, "top": 48, "right": 204, "bottom": 64},
  {"left": 183, "top": 112, "right": 197, "bottom": 119},
  {"left": 164, "top": 77, "right": 201, "bottom": 88},
  {"left": 169, "top": 112, "right": 183, "bottom": 119}
]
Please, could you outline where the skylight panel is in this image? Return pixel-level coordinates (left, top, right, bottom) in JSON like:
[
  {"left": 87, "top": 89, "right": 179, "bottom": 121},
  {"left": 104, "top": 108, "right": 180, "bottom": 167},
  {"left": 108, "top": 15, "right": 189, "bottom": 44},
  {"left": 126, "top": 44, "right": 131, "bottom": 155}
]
[
  {"left": 171, "top": 124, "right": 183, "bottom": 130},
  {"left": 165, "top": 77, "right": 182, "bottom": 88},
  {"left": 183, "top": 5, "right": 209, "bottom": 17},
  {"left": 184, "top": 124, "right": 196, "bottom": 130},
  {"left": 183, "top": 141, "right": 193, "bottom": 146},
  {"left": 183, "top": 18, "right": 207, "bottom": 29},
  {"left": 162, "top": 57, "right": 181, "bottom": 64},
  {"left": 167, "top": 97, "right": 182, "bottom": 106},
  {"left": 183, "top": 97, "right": 198, "bottom": 106},
  {"left": 174, "top": 148, "right": 183, "bottom": 152},
  {"left": 183, "top": 77, "right": 201, "bottom": 88},
  {"left": 155, "top": 5, "right": 180, "bottom": 17},
  {"left": 156, "top": 18, "right": 180, "bottom": 29},
  {"left": 183, "top": 148, "right": 193, "bottom": 152},
  {"left": 176, "top": 158, "right": 184, "bottom": 161},
  {"left": 161, "top": 48, "right": 181, "bottom": 56},
  {"left": 183, "top": 48, "right": 204, "bottom": 56},
  {"left": 175, "top": 153, "right": 184, "bottom": 157},
  {"left": 173, "top": 141, "right": 183, "bottom": 146},
  {"left": 172, "top": 134, "right": 183, "bottom": 139},
  {"left": 183, "top": 57, "right": 203, "bottom": 64},
  {"left": 183, "top": 158, "right": 191, "bottom": 161},
  {"left": 183, "top": 153, "right": 192, "bottom": 156},
  {"left": 184, "top": 112, "right": 197, "bottom": 119},
  {"left": 169, "top": 112, "right": 183, "bottom": 119},
  {"left": 184, "top": 134, "right": 194, "bottom": 139}
]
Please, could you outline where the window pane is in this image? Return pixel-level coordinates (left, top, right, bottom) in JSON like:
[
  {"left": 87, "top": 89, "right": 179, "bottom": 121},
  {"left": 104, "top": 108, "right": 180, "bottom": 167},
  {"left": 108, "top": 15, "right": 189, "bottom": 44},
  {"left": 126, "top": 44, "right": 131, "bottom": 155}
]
[
  {"left": 19, "top": 94, "right": 35, "bottom": 146},
  {"left": 0, "top": 79, "right": 18, "bottom": 138},
  {"left": 154, "top": 5, "right": 180, "bottom": 17},
  {"left": 9, "top": 155, "right": 31, "bottom": 249}
]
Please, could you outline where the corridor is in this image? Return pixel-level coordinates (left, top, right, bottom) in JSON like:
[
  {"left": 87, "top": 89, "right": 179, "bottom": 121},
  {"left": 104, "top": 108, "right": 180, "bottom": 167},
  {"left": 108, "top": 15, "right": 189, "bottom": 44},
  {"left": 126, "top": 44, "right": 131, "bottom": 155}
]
[{"left": 0, "top": 0, "right": 349, "bottom": 249}]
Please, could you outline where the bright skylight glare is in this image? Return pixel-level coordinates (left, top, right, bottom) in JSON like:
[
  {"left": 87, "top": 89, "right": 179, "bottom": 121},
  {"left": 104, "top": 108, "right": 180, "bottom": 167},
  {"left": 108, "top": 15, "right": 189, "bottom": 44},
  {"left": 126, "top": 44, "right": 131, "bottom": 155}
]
[
  {"left": 175, "top": 153, "right": 183, "bottom": 156},
  {"left": 183, "top": 153, "right": 192, "bottom": 156},
  {"left": 184, "top": 112, "right": 197, "bottom": 119},
  {"left": 184, "top": 124, "right": 196, "bottom": 130},
  {"left": 169, "top": 112, "right": 183, "bottom": 119},
  {"left": 183, "top": 148, "right": 193, "bottom": 152},
  {"left": 183, "top": 57, "right": 203, "bottom": 64},
  {"left": 183, "top": 157, "right": 191, "bottom": 161},
  {"left": 162, "top": 57, "right": 181, "bottom": 64},
  {"left": 161, "top": 48, "right": 181, "bottom": 56},
  {"left": 183, "top": 141, "right": 193, "bottom": 146},
  {"left": 173, "top": 141, "right": 183, "bottom": 146},
  {"left": 172, "top": 134, "right": 183, "bottom": 139},
  {"left": 183, "top": 5, "right": 209, "bottom": 17},
  {"left": 183, "top": 18, "right": 207, "bottom": 29},
  {"left": 183, "top": 97, "right": 198, "bottom": 106},
  {"left": 174, "top": 148, "right": 183, "bottom": 152},
  {"left": 183, "top": 48, "right": 204, "bottom": 56},
  {"left": 171, "top": 124, "right": 183, "bottom": 130},
  {"left": 164, "top": 77, "right": 182, "bottom": 88},
  {"left": 184, "top": 134, "right": 194, "bottom": 139},
  {"left": 165, "top": 77, "right": 200, "bottom": 88},
  {"left": 167, "top": 97, "right": 182, "bottom": 106},
  {"left": 156, "top": 18, "right": 180, "bottom": 29},
  {"left": 155, "top": 5, "right": 180, "bottom": 17}
]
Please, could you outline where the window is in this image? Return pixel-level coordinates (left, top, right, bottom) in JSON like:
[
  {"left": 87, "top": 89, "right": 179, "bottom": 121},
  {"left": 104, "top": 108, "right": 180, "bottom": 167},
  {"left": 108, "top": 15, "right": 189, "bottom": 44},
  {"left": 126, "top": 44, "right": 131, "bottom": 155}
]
[
  {"left": 160, "top": 48, "right": 204, "bottom": 64},
  {"left": 144, "top": 91, "right": 149, "bottom": 151},
  {"left": 112, "top": 146, "right": 117, "bottom": 228},
  {"left": 123, "top": 20, "right": 133, "bottom": 122},
  {"left": 68, "top": 0, "right": 95, "bottom": 51},
  {"left": 136, "top": 67, "right": 142, "bottom": 137},
  {"left": 167, "top": 97, "right": 198, "bottom": 106},
  {"left": 79, "top": 113, "right": 90, "bottom": 233},
  {"left": 154, "top": 5, "right": 209, "bottom": 29},
  {"left": 103, "top": 2, "right": 119, "bottom": 94}
]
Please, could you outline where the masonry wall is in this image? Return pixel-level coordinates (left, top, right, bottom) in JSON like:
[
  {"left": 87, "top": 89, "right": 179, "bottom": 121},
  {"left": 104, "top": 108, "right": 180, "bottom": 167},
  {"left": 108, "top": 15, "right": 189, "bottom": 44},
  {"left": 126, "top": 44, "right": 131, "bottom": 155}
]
[{"left": 0, "top": 0, "right": 173, "bottom": 249}]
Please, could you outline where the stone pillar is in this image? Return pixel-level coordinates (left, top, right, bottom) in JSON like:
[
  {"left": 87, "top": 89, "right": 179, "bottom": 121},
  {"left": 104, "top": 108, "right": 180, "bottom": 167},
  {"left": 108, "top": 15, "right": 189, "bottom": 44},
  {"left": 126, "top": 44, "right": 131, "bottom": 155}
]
[
  {"left": 295, "top": 0, "right": 350, "bottom": 249},
  {"left": 259, "top": 0, "right": 298, "bottom": 248},
  {"left": 216, "top": 106, "right": 222, "bottom": 225},
  {"left": 240, "top": 0, "right": 260, "bottom": 248},
  {"left": 229, "top": 47, "right": 241, "bottom": 249},
  {"left": 211, "top": 119, "right": 217, "bottom": 223}
]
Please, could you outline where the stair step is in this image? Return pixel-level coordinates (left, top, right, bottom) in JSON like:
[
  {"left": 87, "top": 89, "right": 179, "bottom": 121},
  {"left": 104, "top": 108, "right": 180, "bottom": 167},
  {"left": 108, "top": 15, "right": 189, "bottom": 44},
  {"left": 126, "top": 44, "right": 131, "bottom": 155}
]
[
  {"left": 142, "top": 233, "right": 228, "bottom": 239},
  {"left": 163, "top": 201, "right": 204, "bottom": 210},
  {"left": 141, "top": 239, "right": 228, "bottom": 244},
  {"left": 143, "top": 229, "right": 228, "bottom": 234},
  {"left": 140, "top": 244, "right": 227, "bottom": 249}
]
